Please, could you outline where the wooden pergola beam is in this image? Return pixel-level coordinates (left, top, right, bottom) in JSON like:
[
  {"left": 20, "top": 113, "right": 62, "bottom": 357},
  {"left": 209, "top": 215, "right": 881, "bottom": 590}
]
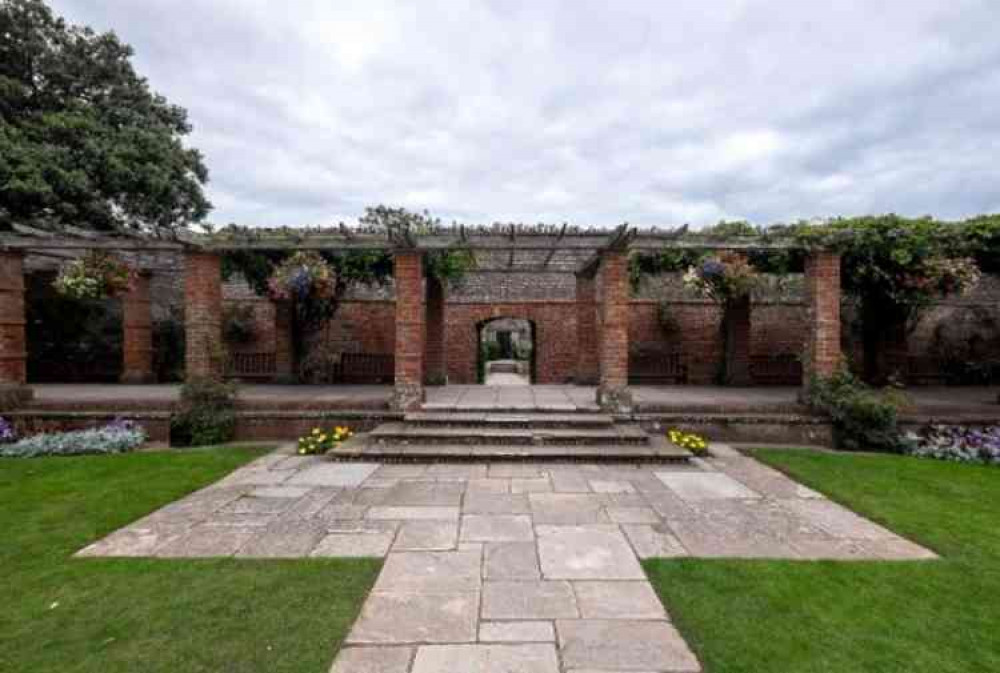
[
  {"left": 542, "top": 223, "right": 568, "bottom": 268},
  {"left": 507, "top": 224, "right": 517, "bottom": 269},
  {"left": 0, "top": 223, "right": 808, "bottom": 257}
]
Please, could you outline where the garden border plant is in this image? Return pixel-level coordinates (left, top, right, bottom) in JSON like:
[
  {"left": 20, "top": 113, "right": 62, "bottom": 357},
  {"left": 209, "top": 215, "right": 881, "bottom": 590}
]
[{"left": 169, "top": 380, "right": 239, "bottom": 447}]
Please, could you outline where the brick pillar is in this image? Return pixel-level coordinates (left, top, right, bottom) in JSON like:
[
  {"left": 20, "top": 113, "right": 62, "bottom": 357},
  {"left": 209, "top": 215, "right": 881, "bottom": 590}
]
[
  {"left": 393, "top": 251, "right": 424, "bottom": 409},
  {"left": 273, "top": 301, "right": 294, "bottom": 382},
  {"left": 425, "top": 275, "right": 447, "bottom": 384},
  {"left": 575, "top": 273, "right": 599, "bottom": 384},
  {"left": 184, "top": 252, "right": 223, "bottom": 381},
  {"left": 0, "top": 252, "right": 32, "bottom": 405},
  {"left": 722, "top": 296, "right": 751, "bottom": 385},
  {"left": 121, "top": 272, "right": 154, "bottom": 383},
  {"left": 597, "top": 251, "right": 633, "bottom": 412},
  {"left": 803, "top": 251, "right": 842, "bottom": 387}
]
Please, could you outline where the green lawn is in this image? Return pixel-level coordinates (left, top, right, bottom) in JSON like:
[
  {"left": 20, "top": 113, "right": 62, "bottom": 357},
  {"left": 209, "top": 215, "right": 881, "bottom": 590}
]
[
  {"left": 645, "top": 450, "right": 1000, "bottom": 673},
  {"left": 0, "top": 447, "right": 381, "bottom": 673}
]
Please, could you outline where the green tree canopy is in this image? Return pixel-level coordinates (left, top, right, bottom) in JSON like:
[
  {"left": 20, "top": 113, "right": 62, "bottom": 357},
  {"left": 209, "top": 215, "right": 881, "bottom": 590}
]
[{"left": 0, "top": 0, "right": 210, "bottom": 233}]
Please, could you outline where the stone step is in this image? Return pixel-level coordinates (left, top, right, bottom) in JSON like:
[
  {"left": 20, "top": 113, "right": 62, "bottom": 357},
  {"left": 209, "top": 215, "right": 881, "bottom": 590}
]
[
  {"left": 403, "top": 411, "right": 615, "bottom": 429},
  {"left": 369, "top": 422, "right": 650, "bottom": 446},
  {"left": 487, "top": 361, "right": 520, "bottom": 373},
  {"left": 329, "top": 434, "right": 690, "bottom": 463},
  {"left": 422, "top": 403, "right": 603, "bottom": 414}
]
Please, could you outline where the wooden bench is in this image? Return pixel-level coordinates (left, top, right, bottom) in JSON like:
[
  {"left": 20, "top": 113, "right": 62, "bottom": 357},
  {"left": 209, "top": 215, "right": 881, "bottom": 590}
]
[
  {"left": 329, "top": 353, "right": 395, "bottom": 384},
  {"left": 629, "top": 352, "right": 688, "bottom": 384},
  {"left": 750, "top": 354, "right": 802, "bottom": 385},
  {"left": 227, "top": 351, "right": 276, "bottom": 380},
  {"left": 904, "top": 356, "right": 950, "bottom": 385}
]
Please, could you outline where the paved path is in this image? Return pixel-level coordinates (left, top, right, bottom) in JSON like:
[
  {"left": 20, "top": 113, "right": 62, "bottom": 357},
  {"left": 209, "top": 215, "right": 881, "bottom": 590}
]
[{"left": 80, "top": 446, "right": 935, "bottom": 672}]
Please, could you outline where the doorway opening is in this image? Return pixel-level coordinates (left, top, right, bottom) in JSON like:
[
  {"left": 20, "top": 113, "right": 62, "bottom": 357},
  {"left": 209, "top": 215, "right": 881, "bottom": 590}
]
[{"left": 476, "top": 317, "right": 536, "bottom": 385}]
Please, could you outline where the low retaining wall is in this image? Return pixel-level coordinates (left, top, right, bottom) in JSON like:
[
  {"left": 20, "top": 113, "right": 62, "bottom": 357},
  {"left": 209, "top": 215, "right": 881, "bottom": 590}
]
[{"left": 637, "top": 414, "right": 835, "bottom": 447}]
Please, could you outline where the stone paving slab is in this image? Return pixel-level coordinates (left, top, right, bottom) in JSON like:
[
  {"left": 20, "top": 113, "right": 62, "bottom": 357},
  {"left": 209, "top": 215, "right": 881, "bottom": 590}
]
[
  {"left": 329, "top": 646, "right": 413, "bottom": 673},
  {"left": 557, "top": 620, "right": 700, "bottom": 672},
  {"left": 537, "top": 525, "right": 646, "bottom": 580},
  {"left": 573, "top": 581, "right": 667, "bottom": 619},
  {"left": 411, "top": 643, "right": 560, "bottom": 673},
  {"left": 461, "top": 514, "right": 535, "bottom": 542},
  {"left": 311, "top": 532, "right": 395, "bottom": 557},
  {"left": 482, "top": 580, "right": 579, "bottom": 619},
  {"left": 285, "top": 462, "right": 380, "bottom": 487},
  {"left": 656, "top": 472, "right": 761, "bottom": 500},
  {"left": 375, "top": 551, "right": 482, "bottom": 593},
  {"left": 479, "top": 621, "right": 556, "bottom": 642},
  {"left": 392, "top": 520, "right": 458, "bottom": 551},
  {"left": 347, "top": 591, "right": 480, "bottom": 644}
]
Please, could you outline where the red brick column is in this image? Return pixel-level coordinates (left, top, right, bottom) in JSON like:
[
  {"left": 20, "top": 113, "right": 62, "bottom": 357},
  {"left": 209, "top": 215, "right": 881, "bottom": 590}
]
[
  {"left": 121, "top": 272, "right": 154, "bottom": 383},
  {"left": 575, "top": 273, "right": 599, "bottom": 384},
  {"left": 184, "top": 252, "right": 224, "bottom": 381},
  {"left": 425, "top": 275, "right": 447, "bottom": 384},
  {"left": 0, "top": 252, "right": 29, "bottom": 397},
  {"left": 273, "top": 301, "right": 294, "bottom": 382},
  {"left": 723, "top": 296, "right": 751, "bottom": 385},
  {"left": 803, "top": 250, "right": 842, "bottom": 386},
  {"left": 393, "top": 251, "right": 424, "bottom": 409},
  {"left": 597, "top": 251, "right": 633, "bottom": 412}
]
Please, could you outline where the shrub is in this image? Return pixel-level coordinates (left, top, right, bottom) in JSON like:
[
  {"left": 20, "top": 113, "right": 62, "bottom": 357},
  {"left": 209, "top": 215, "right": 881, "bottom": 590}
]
[
  {"left": 805, "top": 369, "right": 907, "bottom": 452},
  {"left": 170, "top": 380, "right": 238, "bottom": 447},
  {"left": 0, "top": 420, "right": 146, "bottom": 458}
]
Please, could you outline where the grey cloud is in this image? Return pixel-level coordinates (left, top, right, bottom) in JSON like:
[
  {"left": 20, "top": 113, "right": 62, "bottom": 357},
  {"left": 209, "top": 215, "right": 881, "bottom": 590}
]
[{"left": 51, "top": 0, "right": 1000, "bottom": 228}]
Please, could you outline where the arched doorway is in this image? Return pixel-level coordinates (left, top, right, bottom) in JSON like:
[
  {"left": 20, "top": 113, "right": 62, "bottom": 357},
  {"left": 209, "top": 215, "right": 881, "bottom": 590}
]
[{"left": 476, "top": 317, "right": 536, "bottom": 384}]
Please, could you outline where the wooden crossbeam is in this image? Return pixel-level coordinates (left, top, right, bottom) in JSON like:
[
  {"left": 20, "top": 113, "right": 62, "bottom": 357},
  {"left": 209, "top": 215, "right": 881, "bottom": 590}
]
[{"left": 542, "top": 223, "right": 568, "bottom": 268}]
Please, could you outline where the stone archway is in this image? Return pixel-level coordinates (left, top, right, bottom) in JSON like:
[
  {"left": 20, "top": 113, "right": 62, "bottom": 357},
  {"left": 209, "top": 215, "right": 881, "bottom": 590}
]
[{"left": 476, "top": 316, "right": 536, "bottom": 384}]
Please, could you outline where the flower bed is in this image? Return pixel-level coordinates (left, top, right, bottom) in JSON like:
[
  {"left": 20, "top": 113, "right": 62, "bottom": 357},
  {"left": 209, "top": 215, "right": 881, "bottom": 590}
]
[
  {"left": 906, "top": 425, "right": 1000, "bottom": 465},
  {"left": 667, "top": 428, "right": 709, "bottom": 456},
  {"left": 297, "top": 425, "right": 354, "bottom": 455},
  {"left": 0, "top": 418, "right": 147, "bottom": 458}
]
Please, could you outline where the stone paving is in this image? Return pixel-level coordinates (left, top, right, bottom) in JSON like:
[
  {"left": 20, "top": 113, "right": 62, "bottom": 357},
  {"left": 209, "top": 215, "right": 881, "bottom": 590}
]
[{"left": 78, "top": 445, "right": 936, "bottom": 672}]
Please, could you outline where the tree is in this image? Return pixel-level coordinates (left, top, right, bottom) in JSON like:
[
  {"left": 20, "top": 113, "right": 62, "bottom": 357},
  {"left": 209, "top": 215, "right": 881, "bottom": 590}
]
[{"left": 0, "top": 0, "right": 209, "bottom": 233}]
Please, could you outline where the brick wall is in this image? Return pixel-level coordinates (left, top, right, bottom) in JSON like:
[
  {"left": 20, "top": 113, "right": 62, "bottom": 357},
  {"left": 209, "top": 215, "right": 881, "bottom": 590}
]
[
  {"left": 445, "top": 302, "right": 579, "bottom": 383},
  {"left": 211, "top": 267, "right": 1000, "bottom": 387}
]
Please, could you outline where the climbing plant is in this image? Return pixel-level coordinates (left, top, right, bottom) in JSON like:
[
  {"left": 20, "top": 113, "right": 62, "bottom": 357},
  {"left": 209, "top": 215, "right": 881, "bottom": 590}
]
[
  {"left": 794, "top": 215, "right": 980, "bottom": 382},
  {"left": 218, "top": 206, "right": 475, "bottom": 381}
]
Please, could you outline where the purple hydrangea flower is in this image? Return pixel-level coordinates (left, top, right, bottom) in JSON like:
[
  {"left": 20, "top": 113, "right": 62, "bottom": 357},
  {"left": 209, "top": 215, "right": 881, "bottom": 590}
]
[
  {"left": 0, "top": 417, "right": 15, "bottom": 443},
  {"left": 700, "top": 259, "right": 725, "bottom": 279}
]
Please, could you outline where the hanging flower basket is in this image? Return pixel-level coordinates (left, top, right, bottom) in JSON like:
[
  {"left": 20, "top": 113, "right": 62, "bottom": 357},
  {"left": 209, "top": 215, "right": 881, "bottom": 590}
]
[
  {"left": 53, "top": 251, "right": 137, "bottom": 300},
  {"left": 267, "top": 252, "right": 336, "bottom": 302},
  {"left": 682, "top": 251, "right": 759, "bottom": 304}
]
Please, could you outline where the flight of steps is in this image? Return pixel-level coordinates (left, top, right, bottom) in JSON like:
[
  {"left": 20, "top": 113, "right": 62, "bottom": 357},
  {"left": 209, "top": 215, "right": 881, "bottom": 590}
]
[{"left": 330, "top": 410, "right": 692, "bottom": 462}]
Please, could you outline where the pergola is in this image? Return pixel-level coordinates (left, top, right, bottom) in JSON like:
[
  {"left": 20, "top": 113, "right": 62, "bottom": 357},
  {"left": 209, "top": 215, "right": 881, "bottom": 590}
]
[{"left": 0, "top": 224, "right": 842, "bottom": 412}]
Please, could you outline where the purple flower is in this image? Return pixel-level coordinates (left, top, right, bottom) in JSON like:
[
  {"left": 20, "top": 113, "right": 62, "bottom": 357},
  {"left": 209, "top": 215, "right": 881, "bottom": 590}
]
[
  {"left": 0, "top": 417, "right": 15, "bottom": 443},
  {"left": 104, "top": 417, "right": 138, "bottom": 433},
  {"left": 700, "top": 259, "right": 725, "bottom": 279}
]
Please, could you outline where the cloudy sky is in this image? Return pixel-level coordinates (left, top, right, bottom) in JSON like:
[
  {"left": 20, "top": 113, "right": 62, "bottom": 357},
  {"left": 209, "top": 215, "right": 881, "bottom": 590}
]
[{"left": 52, "top": 0, "right": 1000, "bottom": 228}]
